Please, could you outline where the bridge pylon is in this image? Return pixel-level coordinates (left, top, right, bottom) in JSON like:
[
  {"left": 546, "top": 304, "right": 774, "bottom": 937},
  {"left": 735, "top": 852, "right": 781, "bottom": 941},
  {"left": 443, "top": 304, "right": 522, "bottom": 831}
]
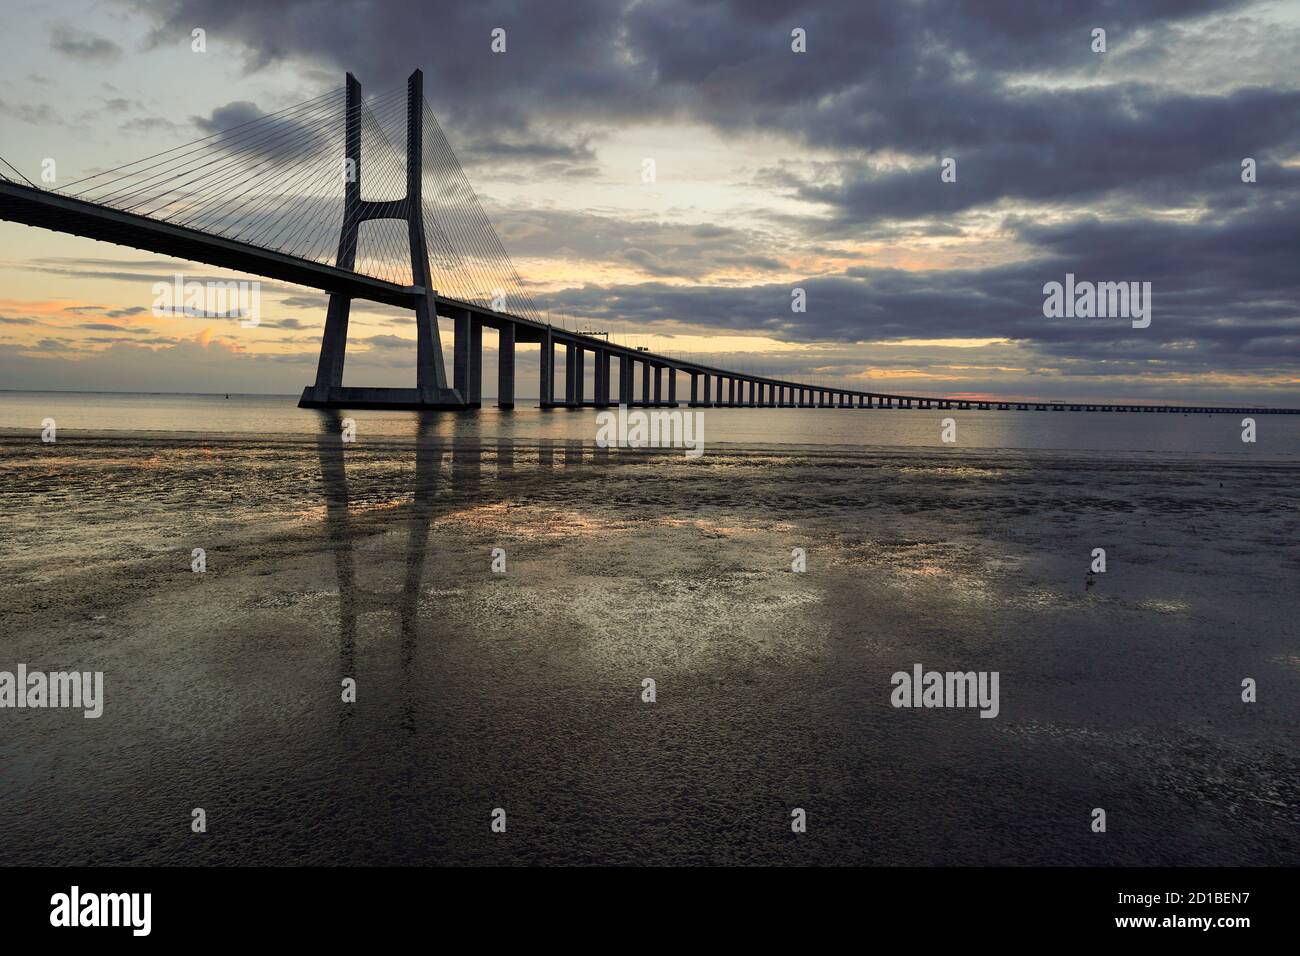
[{"left": 300, "top": 70, "right": 463, "bottom": 410}]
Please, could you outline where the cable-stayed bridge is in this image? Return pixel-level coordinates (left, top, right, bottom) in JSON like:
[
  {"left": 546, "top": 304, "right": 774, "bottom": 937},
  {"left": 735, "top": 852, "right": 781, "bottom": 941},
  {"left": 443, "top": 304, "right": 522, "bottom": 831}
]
[{"left": 0, "top": 70, "right": 1294, "bottom": 415}]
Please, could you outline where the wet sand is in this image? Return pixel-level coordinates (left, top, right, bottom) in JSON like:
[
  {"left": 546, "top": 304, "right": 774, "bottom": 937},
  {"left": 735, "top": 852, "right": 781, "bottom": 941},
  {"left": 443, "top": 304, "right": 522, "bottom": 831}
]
[{"left": 0, "top": 431, "right": 1296, "bottom": 865}]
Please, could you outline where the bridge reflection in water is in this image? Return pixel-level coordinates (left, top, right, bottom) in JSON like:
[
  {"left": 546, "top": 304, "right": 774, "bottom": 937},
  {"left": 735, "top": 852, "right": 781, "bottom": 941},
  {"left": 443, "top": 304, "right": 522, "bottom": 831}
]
[{"left": 311, "top": 413, "right": 627, "bottom": 737}]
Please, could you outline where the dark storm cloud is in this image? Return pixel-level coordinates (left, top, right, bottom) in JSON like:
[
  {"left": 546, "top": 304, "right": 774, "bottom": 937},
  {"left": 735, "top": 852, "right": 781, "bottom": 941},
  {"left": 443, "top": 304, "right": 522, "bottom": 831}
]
[
  {"left": 190, "top": 100, "right": 336, "bottom": 164},
  {"left": 788, "top": 86, "right": 1300, "bottom": 229},
  {"left": 78, "top": 323, "right": 153, "bottom": 333},
  {"left": 128, "top": 0, "right": 1298, "bottom": 226},
  {"left": 494, "top": 207, "right": 786, "bottom": 279},
  {"left": 129, "top": 1, "right": 1258, "bottom": 134},
  {"left": 192, "top": 100, "right": 265, "bottom": 134},
  {"left": 50, "top": 25, "right": 123, "bottom": 64}
]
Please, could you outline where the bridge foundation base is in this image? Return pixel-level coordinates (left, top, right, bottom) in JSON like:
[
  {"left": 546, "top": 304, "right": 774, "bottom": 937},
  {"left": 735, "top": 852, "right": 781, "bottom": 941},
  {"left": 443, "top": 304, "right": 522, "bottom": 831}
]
[{"left": 298, "top": 385, "right": 468, "bottom": 410}]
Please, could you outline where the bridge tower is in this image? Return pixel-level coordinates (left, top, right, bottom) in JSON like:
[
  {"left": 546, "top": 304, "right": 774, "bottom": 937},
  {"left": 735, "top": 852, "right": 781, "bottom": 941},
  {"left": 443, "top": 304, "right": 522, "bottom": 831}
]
[{"left": 300, "top": 70, "right": 461, "bottom": 409}]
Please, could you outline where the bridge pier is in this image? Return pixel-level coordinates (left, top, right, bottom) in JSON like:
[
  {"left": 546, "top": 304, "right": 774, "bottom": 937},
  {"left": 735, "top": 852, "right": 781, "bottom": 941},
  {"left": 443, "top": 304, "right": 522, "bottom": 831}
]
[
  {"left": 595, "top": 351, "right": 611, "bottom": 407},
  {"left": 497, "top": 323, "right": 515, "bottom": 408},
  {"left": 564, "top": 343, "right": 574, "bottom": 405},
  {"left": 619, "top": 355, "right": 633, "bottom": 406},
  {"left": 539, "top": 329, "right": 554, "bottom": 407},
  {"left": 468, "top": 315, "right": 483, "bottom": 406},
  {"left": 452, "top": 308, "right": 482, "bottom": 407},
  {"left": 576, "top": 347, "right": 588, "bottom": 406},
  {"left": 299, "top": 70, "right": 461, "bottom": 410}
]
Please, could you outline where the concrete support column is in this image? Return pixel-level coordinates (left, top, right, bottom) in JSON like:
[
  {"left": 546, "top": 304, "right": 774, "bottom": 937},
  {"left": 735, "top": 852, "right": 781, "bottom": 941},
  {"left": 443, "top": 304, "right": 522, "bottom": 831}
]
[
  {"left": 690, "top": 373, "right": 698, "bottom": 404},
  {"left": 667, "top": 368, "right": 676, "bottom": 404},
  {"left": 539, "top": 328, "right": 554, "bottom": 407},
  {"left": 564, "top": 343, "right": 576, "bottom": 405},
  {"left": 469, "top": 320, "right": 482, "bottom": 406},
  {"left": 716, "top": 375, "right": 724, "bottom": 405},
  {"left": 497, "top": 323, "right": 515, "bottom": 408},
  {"left": 640, "top": 360, "right": 650, "bottom": 406},
  {"left": 728, "top": 378, "right": 736, "bottom": 406},
  {"left": 574, "top": 347, "right": 585, "bottom": 405},
  {"left": 619, "top": 354, "right": 633, "bottom": 405},
  {"left": 453, "top": 309, "right": 470, "bottom": 399},
  {"left": 312, "top": 294, "right": 352, "bottom": 397},
  {"left": 453, "top": 309, "right": 481, "bottom": 406},
  {"left": 595, "top": 351, "right": 611, "bottom": 406},
  {"left": 701, "top": 373, "right": 710, "bottom": 406},
  {"left": 653, "top": 365, "right": 663, "bottom": 404}
]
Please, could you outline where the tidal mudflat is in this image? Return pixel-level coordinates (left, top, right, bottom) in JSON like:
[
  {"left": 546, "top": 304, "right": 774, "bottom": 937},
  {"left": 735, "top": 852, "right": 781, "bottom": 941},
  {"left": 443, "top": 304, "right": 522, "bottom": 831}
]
[{"left": 0, "top": 431, "right": 1295, "bottom": 865}]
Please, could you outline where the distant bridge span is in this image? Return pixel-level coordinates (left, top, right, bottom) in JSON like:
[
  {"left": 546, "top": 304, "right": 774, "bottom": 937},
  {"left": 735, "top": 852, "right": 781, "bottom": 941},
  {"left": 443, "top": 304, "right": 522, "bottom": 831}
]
[{"left": 1, "top": 71, "right": 1294, "bottom": 416}]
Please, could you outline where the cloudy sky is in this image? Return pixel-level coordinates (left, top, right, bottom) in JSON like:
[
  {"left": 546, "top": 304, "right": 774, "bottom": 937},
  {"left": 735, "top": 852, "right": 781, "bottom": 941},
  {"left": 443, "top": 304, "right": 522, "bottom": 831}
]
[{"left": 1, "top": 0, "right": 1297, "bottom": 403}]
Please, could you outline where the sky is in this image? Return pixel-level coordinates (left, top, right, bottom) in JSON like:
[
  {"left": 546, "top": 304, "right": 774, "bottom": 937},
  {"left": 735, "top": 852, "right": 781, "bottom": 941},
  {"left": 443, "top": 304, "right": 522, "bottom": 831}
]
[{"left": 0, "top": 0, "right": 1297, "bottom": 403}]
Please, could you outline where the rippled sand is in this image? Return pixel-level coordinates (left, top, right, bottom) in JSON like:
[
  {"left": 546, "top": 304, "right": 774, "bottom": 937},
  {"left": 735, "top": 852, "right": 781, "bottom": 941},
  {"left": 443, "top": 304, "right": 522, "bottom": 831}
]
[{"left": 0, "top": 430, "right": 1296, "bottom": 865}]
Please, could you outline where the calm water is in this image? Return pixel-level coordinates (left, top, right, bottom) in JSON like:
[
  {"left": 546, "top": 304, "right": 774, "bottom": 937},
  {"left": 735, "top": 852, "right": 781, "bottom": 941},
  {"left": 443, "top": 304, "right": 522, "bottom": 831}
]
[{"left": 1, "top": 390, "right": 1297, "bottom": 458}]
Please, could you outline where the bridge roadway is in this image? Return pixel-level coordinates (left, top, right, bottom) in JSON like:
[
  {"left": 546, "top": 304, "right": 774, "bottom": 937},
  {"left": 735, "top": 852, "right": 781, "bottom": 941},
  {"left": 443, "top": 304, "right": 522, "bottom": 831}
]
[{"left": 2, "top": 180, "right": 1295, "bottom": 415}]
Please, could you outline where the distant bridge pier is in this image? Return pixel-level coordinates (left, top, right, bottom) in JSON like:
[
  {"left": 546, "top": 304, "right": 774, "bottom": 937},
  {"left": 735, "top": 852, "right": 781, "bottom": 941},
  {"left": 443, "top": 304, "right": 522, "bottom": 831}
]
[
  {"left": 575, "top": 347, "right": 586, "bottom": 406},
  {"left": 539, "top": 329, "right": 554, "bottom": 407},
  {"left": 619, "top": 355, "right": 633, "bottom": 405},
  {"left": 564, "top": 344, "right": 577, "bottom": 406},
  {"left": 595, "top": 351, "right": 611, "bottom": 407},
  {"left": 497, "top": 323, "right": 515, "bottom": 409}
]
